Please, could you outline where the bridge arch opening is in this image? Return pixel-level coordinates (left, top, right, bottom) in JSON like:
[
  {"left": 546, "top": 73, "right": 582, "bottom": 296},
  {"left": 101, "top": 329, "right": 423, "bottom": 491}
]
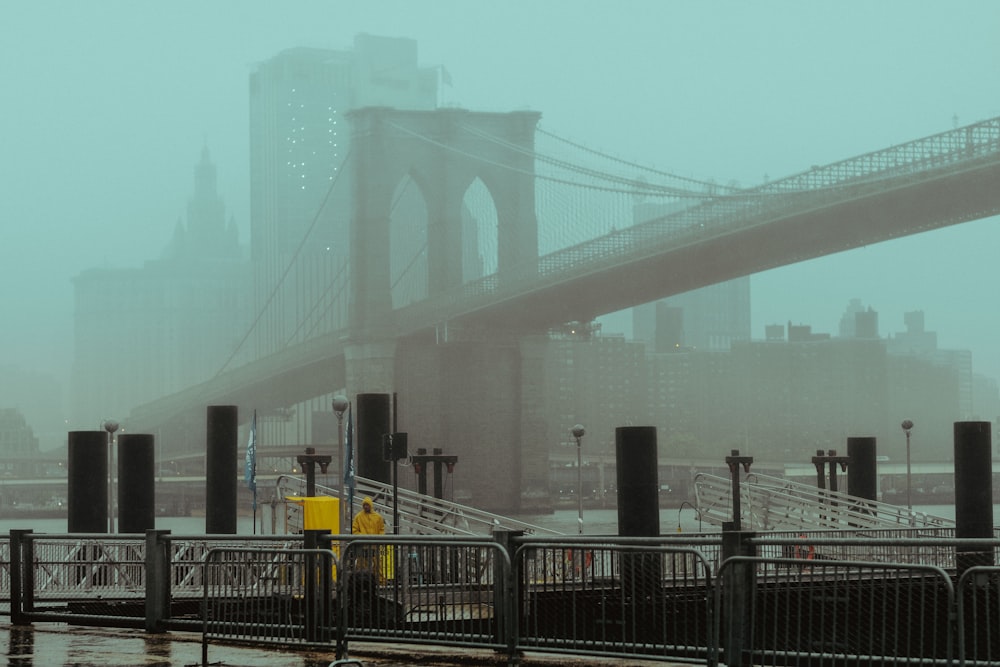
[
  {"left": 389, "top": 175, "right": 429, "bottom": 309},
  {"left": 461, "top": 176, "right": 499, "bottom": 283}
]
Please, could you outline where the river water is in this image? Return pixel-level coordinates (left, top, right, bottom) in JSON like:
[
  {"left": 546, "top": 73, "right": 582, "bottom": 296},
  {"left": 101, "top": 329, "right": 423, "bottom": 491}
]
[{"left": 0, "top": 503, "right": 972, "bottom": 537}]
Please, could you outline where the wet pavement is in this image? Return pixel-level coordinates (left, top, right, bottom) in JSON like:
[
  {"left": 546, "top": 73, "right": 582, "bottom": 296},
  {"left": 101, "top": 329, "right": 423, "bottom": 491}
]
[{"left": 1, "top": 622, "right": 690, "bottom": 666}]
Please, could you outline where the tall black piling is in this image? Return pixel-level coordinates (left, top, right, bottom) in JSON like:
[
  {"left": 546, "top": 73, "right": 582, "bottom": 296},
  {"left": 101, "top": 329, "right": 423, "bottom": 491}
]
[
  {"left": 615, "top": 426, "right": 660, "bottom": 537},
  {"left": 206, "top": 405, "right": 238, "bottom": 534},
  {"left": 954, "top": 421, "right": 994, "bottom": 572},
  {"left": 356, "top": 393, "right": 391, "bottom": 484},
  {"left": 117, "top": 433, "right": 155, "bottom": 533},
  {"left": 615, "top": 426, "right": 661, "bottom": 606},
  {"left": 847, "top": 436, "right": 878, "bottom": 500},
  {"left": 68, "top": 431, "right": 108, "bottom": 533}
]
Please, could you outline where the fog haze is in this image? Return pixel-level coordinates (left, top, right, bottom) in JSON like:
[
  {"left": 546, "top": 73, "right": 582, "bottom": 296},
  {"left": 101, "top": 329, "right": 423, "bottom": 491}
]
[{"left": 2, "top": 1, "right": 999, "bottom": 442}]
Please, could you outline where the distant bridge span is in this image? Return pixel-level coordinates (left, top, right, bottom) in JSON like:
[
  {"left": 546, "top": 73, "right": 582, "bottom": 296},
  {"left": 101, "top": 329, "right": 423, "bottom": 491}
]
[{"left": 129, "top": 116, "right": 1000, "bottom": 437}]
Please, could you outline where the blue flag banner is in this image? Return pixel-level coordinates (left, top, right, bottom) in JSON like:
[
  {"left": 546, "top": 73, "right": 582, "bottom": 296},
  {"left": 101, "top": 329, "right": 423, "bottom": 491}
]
[{"left": 244, "top": 410, "right": 257, "bottom": 510}]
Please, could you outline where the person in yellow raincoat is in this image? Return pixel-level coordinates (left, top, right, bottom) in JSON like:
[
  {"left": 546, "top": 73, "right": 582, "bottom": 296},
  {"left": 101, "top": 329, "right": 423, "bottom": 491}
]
[
  {"left": 352, "top": 497, "right": 385, "bottom": 535},
  {"left": 351, "top": 497, "right": 385, "bottom": 579}
]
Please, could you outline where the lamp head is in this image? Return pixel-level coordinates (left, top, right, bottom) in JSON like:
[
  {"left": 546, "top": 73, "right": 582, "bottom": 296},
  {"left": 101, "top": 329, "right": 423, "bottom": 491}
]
[
  {"left": 901, "top": 419, "right": 914, "bottom": 432},
  {"left": 571, "top": 424, "right": 585, "bottom": 439},
  {"left": 103, "top": 420, "right": 120, "bottom": 434},
  {"left": 332, "top": 395, "right": 349, "bottom": 416}
]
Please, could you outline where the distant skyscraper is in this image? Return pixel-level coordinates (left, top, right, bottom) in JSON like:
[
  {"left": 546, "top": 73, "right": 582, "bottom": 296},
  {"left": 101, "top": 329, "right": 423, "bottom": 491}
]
[
  {"left": 72, "top": 149, "right": 246, "bottom": 426},
  {"left": 838, "top": 299, "right": 879, "bottom": 339},
  {"left": 630, "top": 201, "right": 750, "bottom": 352},
  {"left": 246, "top": 35, "right": 440, "bottom": 450},
  {"left": 248, "top": 35, "right": 439, "bottom": 359},
  {"left": 888, "top": 310, "right": 973, "bottom": 418}
]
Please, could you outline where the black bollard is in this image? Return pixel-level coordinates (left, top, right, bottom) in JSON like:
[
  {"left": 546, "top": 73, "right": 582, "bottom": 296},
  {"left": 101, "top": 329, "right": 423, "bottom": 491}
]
[
  {"left": 846, "top": 437, "right": 878, "bottom": 501},
  {"left": 615, "top": 426, "right": 661, "bottom": 605},
  {"left": 68, "top": 431, "right": 108, "bottom": 533},
  {"left": 356, "top": 393, "right": 391, "bottom": 484},
  {"left": 954, "top": 421, "right": 994, "bottom": 572},
  {"left": 117, "top": 433, "right": 155, "bottom": 533},
  {"left": 847, "top": 437, "right": 878, "bottom": 521},
  {"left": 615, "top": 426, "right": 660, "bottom": 537},
  {"left": 206, "top": 405, "right": 238, "bottom": 534}
]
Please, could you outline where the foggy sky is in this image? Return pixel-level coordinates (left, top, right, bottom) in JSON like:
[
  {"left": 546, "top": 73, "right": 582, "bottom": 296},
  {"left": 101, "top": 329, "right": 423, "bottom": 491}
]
[{"left": 2, "top": 0, "right": 1000, "bottom": 417}]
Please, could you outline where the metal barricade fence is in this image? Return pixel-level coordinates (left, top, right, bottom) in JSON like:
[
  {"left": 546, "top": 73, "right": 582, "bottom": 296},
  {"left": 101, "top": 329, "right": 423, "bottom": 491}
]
[
  {"left": 5, "top": 531, "right": 308, "bottom": 629},
  {"left": 335, "top": 535, "right": 511, "bottom": 656},
  {"left": 202, "top": 546, "right": 339, "bottom": 661},
  {"left": 12, "top": 529, "right": 1000, "bottom": 665},
  {"left": 0, "top": 537, "right": 11, "bottom": 616},
  {"left": 514, "top": 537, "right": 714, "bottom": 663},
  {"left": 956, "top": 566, "right": 1000, "bottom": 666},
  {"left": 19, "top": 533, "right": 149, "bottom": 626},
  {"left": 166, "top": 535, "right": 302, "bottom": 595},
  {"left": 714, "top": 556, "right": 955, "bottom": 667}
]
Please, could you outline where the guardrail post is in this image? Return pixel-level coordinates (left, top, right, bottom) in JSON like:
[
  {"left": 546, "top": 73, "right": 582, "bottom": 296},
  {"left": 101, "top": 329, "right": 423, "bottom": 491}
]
[
  {"left": 303, "top": 530, "right": 332, "bottom": 642},
  {"left": 721, "top": 523, "right": 756, "bottom": 667},
  {"left": 10, "top": 529, "right": 32, "bottom": 626},
  {"left": 493, "top": 529, "right": 522, "bottom": 665},
  {"left": 145, "top": 529, "right": 171, "bottom": 633}
]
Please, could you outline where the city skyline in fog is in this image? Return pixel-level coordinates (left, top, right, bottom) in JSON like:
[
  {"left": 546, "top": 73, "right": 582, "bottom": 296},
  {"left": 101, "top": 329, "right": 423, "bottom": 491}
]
[{"left": 2, "top": 1, "right": 1000, "bottom": 430}]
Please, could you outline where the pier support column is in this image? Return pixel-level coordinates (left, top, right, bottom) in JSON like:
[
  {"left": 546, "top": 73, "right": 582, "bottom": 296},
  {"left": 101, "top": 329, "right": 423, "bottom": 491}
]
[
  {"left": 356, "top": 393, "right": 391, "bottom": 485},
  {"left": 68, "top": 431, "right": 108, "bottom": 533},
  {"left": 954, "top": 421, "right": 994, "bottom": 573},
  {"left": 847, "top": 437, "right": 878, "bottom": 501},
  {"left": 615, "top": 426, "right": 662, "bottom": 618},
  {"left": 205, "top": 405, "right": 238, "bottom": 534},
  {"left": 615, "top": 426, "right": 660, "bottom": 537},
  {"left": 118, "top": 433, "right": 155, "bottom": 533}
]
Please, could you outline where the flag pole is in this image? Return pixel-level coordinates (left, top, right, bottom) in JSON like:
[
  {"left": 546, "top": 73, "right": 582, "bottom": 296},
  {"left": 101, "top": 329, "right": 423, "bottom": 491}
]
[
  {"left": 344, "top": 402, "right": 355, "bottom": 533},
  {"left": 244, "top": 409, "right": 258, "bottom": 535}
]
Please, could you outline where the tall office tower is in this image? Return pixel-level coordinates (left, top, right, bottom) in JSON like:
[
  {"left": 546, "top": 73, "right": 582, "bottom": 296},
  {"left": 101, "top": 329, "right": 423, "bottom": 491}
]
[
  {"left": 72, "top": 148, "right": 247, "bottom": 426},
  {"left": 248, "top": 35, "right": 439, "bottom": 361},
  {"left": 887, "top": 310, "right": 973, "bottom": 420},
  {"left": 629, "top": 201, "right": 750, "bottom": 352},
  {"left": 633, "top": 279, "right": 751, "bottom": 351},
  {"left": 246, "top": 34, "right": 439, "bottom": 450}
]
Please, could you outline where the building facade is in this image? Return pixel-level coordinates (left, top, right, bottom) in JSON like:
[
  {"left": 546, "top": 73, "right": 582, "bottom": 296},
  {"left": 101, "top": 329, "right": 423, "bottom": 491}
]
[
  {"left": 246, "top": 35, "right": 440, "bottom": 451},
  {"left": 71, "top": 148, "right": 247, "bottom": 426}
]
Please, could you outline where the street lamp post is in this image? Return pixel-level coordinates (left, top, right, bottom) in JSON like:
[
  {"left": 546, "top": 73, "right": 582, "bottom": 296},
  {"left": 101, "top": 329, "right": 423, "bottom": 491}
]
[
  {"left": 901, "top": 419, "right": 914, "bottom": 512},
  {"left": 332, "top": 395, "right": 349, "bottom": 531},
  {"left": 571, "top": 424, "right": 585, "bottom": 535},
  {"left": 103, "top": 420, "right": 120, "bottom": 533}
]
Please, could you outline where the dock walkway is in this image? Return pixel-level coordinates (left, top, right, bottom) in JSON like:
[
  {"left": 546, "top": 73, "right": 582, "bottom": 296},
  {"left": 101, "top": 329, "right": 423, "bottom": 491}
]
[{"left": 2, "top": 622, "right": 692, "bottom": 666}]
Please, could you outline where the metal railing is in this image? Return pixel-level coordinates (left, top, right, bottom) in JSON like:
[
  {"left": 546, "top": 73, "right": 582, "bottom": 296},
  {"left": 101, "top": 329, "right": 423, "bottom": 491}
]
[
  {"left": 9, "top": 528, "right": 1000, "bottom": 665},
  {"left": 714, "top": 556, "right": 955, "bottom": 667},
  {"left": 515, "top": 537, "right": 715, "bottom": 663},
  {"left": 694, "top": 471, "right": 955, "bottom": 534},
  {"left": 274, "top": 474, "right": 561, "bottom": 537}
]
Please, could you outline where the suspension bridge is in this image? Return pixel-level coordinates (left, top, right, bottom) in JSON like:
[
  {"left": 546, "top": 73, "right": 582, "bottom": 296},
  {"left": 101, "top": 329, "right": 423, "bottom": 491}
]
[{"left": 127, "top": 108, "right": 1000, "bottom": 510}]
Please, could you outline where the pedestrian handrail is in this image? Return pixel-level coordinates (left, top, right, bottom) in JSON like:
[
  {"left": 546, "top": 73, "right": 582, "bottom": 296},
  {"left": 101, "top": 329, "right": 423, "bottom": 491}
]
[
  {"left": 693, "top": 471, "right": 955, "bottom": 534},
  {"left": 274, "top": 474, "right": 561, "bottom": 537},
  {"left": 9, "top": 529, "right": 1000, "bottom": 665}
]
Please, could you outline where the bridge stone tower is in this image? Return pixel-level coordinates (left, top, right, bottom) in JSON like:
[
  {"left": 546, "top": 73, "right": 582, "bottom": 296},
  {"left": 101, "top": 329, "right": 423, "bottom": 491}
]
[{"left": 344, "top": 107, "right": 546, "bottom": 511}]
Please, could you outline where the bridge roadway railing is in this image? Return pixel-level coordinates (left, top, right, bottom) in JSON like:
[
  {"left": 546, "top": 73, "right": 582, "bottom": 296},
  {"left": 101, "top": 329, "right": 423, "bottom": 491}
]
[
  {"left": 399, "top": 117, "right": 1000, "bottom": 335},
  {"left": 9, "top": 527, "right": 1000, "bottom": 664}
]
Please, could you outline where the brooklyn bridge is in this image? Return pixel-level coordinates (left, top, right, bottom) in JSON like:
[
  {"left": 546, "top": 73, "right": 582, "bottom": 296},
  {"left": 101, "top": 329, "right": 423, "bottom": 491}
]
[{"left": 126, "top": 109, "right": 1000, "bottom": 511}]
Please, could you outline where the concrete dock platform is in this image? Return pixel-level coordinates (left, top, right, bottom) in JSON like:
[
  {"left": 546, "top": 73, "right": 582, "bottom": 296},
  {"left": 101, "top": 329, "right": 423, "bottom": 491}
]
[{"left": 1, "top": 622, "right": 699, "bottom": 666}]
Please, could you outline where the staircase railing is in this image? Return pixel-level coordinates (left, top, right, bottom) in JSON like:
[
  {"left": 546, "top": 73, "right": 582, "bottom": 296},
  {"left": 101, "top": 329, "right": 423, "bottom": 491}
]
[
  {"left": 693, "top": 471, "right": 954, "bottom": 532},
  {"left": 272, "top": 474, "right": 561, "bottom": 537}
]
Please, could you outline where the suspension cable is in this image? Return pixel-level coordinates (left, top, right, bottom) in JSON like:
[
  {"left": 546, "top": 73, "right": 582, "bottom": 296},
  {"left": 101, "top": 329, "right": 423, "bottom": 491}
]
[{"left": 214, "top": 149, "right": 353, "bottom": 377}]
